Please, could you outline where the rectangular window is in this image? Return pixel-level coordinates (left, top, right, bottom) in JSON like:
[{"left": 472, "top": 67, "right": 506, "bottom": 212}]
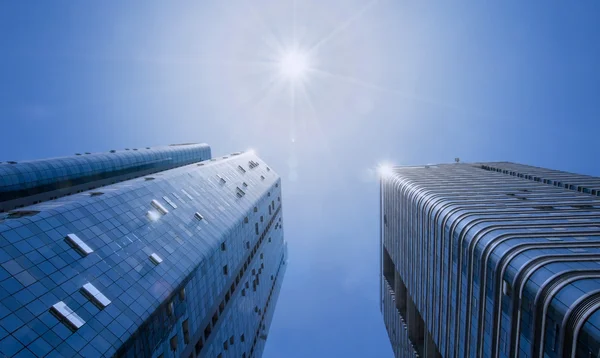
[
  {"left": 183, "top": 319, "right": 190, "bottom": 344},
  {"left": 502, "top": 280, "right": 511, "bottom": 296},
  {"left": 163, "top": 196, "right": 178, "bottom": 209},
  {"left": 255, "top": 223, "right": 259, "bottom": 235},
  {"left": 150, "top": 253, "right": 163, "bottom": 265},
  {"left": 151, "top": 199, "right": 169, "bottom": 215},
  {"left": 50, "top": 301, "right": 85, "bottom": 330},
  {"left": 194, "top": 212, "right": 204, "bottom": 221},
  {"left": 195, "top": 339, "right": 204, "bottom": 355},
  {"left": 238, "top": 165, "right": 247, "bottom": 173},
  {"left": 65, "top": 233, "right": 94, "bottom": 256},
  {"left": 181, "top": 189, "right": 194, "bottom": 200},
  {"left": 170, "top": 335, "right": 177, "bottom": 351},
  {"left": 81, "top": 283, "right": 111, "bottom": 308}
]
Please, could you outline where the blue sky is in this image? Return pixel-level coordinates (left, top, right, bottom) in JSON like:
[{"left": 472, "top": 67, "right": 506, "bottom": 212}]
[{"left": 1, "top": 1, "right": 600, "bottom": 357}]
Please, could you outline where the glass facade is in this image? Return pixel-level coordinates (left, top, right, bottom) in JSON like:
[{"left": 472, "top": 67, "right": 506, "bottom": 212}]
[
  {"left": 0, "top": 145, "right": 287, "bottom": 357},
  {"left": 380, "top": 162, "right": 600, "bottom": 358}
]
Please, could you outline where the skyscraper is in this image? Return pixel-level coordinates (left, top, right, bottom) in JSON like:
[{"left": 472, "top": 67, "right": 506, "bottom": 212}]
[
  {"left": 0, "top": 144, "right": 287, "bottom": 358},
  {"left": 380, "top": 162, "right": 600, "bottom": 358}
]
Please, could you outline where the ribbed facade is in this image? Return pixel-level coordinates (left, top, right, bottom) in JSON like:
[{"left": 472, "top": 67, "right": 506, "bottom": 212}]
[
  {"left": 380, "top": 162, "right": 600, "bottom": 358},
  {"left": 0, "top": 144, "right": 287, "bottom": 358}
]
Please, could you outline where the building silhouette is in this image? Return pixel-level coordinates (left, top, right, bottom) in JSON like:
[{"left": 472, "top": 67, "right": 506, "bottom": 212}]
[
  {"left": 380, "top": 162, "right": 600, "bottom": 357},
  {"left": 0, "top": 143, "right": 287, "bottom": 357}
]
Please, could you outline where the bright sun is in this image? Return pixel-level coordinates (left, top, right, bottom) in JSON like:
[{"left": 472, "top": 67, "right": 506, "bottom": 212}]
[{"left": 279, "top": 49, "right": 309, "bottom": 80}]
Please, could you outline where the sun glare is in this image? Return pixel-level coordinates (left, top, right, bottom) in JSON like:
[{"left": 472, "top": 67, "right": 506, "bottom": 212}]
[
  {"left": 279, "top": 49, "right": 309, "bottom": 80},
  {"left": 377, "top": 163, "right": 395, "bottom": 179}
]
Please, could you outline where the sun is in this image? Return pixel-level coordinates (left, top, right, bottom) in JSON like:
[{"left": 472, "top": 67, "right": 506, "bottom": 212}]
[{"left": 279, "top": 48, "right": 309, "bottom": 81}]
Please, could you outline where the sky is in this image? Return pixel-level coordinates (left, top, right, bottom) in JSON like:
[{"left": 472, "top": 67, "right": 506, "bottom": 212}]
[{"left": 1, "top": 1, "right": 600, "bottom": 357}]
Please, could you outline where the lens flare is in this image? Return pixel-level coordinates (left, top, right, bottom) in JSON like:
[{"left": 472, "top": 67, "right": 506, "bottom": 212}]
[{"left": 279, "top": 49, "right": 309, "bottom": 80}]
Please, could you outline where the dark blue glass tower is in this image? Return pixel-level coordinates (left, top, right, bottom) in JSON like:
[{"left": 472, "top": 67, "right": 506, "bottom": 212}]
[
  {"left": 380, "top": 162, "right": 600, "bottom": 358},
  {"left": 0, "top": 144, "right": 287, "bottom": 357}
]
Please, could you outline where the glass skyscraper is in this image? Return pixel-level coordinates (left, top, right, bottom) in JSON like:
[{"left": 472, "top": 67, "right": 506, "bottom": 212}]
[
  {"left": 0, "top": 143, "right": 287, "bottom": 358},
  {"left": 380, "top": 162, "right": 600, "bottom": 358}
]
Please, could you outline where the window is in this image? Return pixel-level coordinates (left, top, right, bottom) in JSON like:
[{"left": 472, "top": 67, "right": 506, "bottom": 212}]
[
  {"left": 195, "top": 339, "right": 204, "bottom": 355},
  {"left": 65, "top": 233, "right": 94, "bottom": 256},
  {"left": 243, "top": 182, "right": 248, "bottom": 187},
  {"left": 223, "top": 265, "right": 228, "bottom": 275},
  {"left": 194, "top": 212, "right": 204, "bottom": 221},
  {"left": 230, "top": 336, "right": 234, "bottom": 345},
  {"left": 51, "top": 301, "right": 85, "bottom": 330},
  {"left": 241, "top": 334, "right": 245, "bottom": 342},
  {"left": 254, "top": 206, "right": 258, "bottom": 212},
  {"left": 163, "top": 196, "right": 178, "bottom": 209},
  {"left": 221, "top": 242, "right": 226, "bottom": 251},
  {"left": 167, "top": 302, "right": 173, "bottom": 316},
  {"left": 218, "top": 175, "right": 226, "bottom": 184},
  {"left": 223, "top": 340, "right": 229, "bottom": 350},
  {"left": 255, "top": 223, "right": 259, "bottom": 235},
  {"left": 238, "top": 165, "right": 247, "bottom": 173},
  {"left": 179, "top": 288, "right": 186, "bottom": 300},
  {"left": 260, "top": 216, "right": 264, "bottom": 222},
  {"left": 151, "top": 199, "right": 169, "bottom": 215},
  {"left": 244, "top": 216, "right": 249, "bottom": 224},
  {"left": 204, "top": 324, "right": 211, "bottom": 340},
  {"left": 81, "top": 283, "right": 111, "bottom": 308},
  {"left": 149, "top": 253, "right": 163, "bottom": 265},
  {"left": 181, "top": 189, "right": 194, "bottom": 200},
  {"left": 183, "top": 319, "right": 190, "bottom": 344},
  {"left": 236, "top": 187, "right": 246, "bottom": 198},
  {"left": 502, "top": 280, "right": 511, "bottom": 296},
  {"left": 170, "top": 335, "right": 177, "bottom": 351},
  {"left": 261, "top": 175, "right": 265, "bottom": 180}
]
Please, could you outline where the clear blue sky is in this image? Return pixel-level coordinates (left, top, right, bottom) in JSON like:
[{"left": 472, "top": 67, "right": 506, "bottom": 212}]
[{"left": 1, "top": 1, "right": 600, "bottom": 357}]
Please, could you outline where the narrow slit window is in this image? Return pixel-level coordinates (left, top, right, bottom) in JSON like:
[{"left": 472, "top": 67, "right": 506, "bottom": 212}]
[
  {"left": 50, "top": 301, "right": 85, "bottom": 330},
  {"left": 7, "top": 210, "right": 40, "bottom": 219},
  {"left": 238, "top": 165, "right": 247, "bottom": 173},
  {"left": 150, "top": 253, "right": 163, "bottom": 265},
  {"left": 81, "top": 283, "right": 111, "bottom": 308},
  {"left": 181, "top": 189, "right": 194, "bottom": 200},
  {"left": 236, "top": 187, "right": 246, "bottom": 198},
  {"left": 151, "top": 199, "right": 169, "bottom": 215},
  {"left": 194, "top": 212, "right": 204, "bottom": 221},
  {"left": 502, "top": 280, "right": 511, "bottom": 296},
  {"left": 163, "top": 196, "right": 178, "bottom": 209},
  {"left": 65, "top": 233, "right": 94, "bottom": 256},
  {"left": 218, "top": 175, "right": 226, "bottom": 184}
]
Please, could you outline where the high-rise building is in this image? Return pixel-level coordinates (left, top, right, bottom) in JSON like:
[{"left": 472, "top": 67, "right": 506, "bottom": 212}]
[
  {"left": 0, "top": 144, "right": 287, "bottom": 358},
  {"left": 380, "top": 162, "right": 600, "bottom": 358}
]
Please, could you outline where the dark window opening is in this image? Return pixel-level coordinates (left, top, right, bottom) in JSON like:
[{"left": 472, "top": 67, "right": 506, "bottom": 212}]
[{"left": 170, "top": 335, "right": 177, "bottom": 351}]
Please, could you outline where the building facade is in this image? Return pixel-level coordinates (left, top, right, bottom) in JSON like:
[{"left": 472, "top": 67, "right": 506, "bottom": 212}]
[
  {"left": 0, "top": 143, "right": 287, "bottom": 358},
  {"left": 380, "top": 162, "right": 600, "bottom": 358}
]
